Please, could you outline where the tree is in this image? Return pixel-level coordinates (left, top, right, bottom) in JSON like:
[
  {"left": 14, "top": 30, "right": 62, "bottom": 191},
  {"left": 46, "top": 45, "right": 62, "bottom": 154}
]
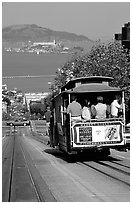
[
  {"left": 2, "top": 112, "right": 11, "bottom": 121},
  {"left": 2, "top": 96, "right": 11, "bottom": 106},
  {"left": 29, "top": 102, "right": 46, "bottom": 116}
]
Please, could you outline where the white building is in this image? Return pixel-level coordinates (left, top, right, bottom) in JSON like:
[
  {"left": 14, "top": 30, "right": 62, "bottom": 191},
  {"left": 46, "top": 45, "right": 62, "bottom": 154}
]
[{"left": 33, "top": 40, "right": 56, "bottom": 46}]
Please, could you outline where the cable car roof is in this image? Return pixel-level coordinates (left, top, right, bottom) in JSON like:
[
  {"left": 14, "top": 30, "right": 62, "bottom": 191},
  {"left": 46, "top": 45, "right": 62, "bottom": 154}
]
[
  {"left": 70, "top": 76, "right": 113, "bottom": 82},
  {"left": 63, "top": 83, "right": 122, "bottom": 93},
  {"left": 61, "top": 76, "right": 114, "bottom": 91}
]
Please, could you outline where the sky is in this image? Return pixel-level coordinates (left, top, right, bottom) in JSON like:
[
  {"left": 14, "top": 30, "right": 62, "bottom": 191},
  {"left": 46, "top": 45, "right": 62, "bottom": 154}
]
[{"left": 2, "top": 1, "right": 130, "bottom": 41}]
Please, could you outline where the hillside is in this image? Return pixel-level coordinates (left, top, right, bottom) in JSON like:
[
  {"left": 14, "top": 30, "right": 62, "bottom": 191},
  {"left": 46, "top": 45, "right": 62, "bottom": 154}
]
[{"left": 2, "top": 24, "right": 94, "bottom": 52}]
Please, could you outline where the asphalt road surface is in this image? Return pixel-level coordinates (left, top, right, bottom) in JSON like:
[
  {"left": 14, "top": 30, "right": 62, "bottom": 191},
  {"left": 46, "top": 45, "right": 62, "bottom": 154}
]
[{"left": 2, "top": 121, "right": 130, "bottom": 202}]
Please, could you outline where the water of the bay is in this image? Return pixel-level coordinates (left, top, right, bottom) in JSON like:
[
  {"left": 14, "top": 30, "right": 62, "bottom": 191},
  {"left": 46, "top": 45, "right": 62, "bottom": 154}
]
[{"left": 2, "top": 51, "right": 70, "bottom": 92}]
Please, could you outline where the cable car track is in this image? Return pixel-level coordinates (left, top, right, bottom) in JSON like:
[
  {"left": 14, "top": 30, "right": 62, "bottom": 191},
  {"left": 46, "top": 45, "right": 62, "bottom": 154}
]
[
  {"left": 76, "top": 159, "right": 130, "bottom": 187},
  {"left": 2, "top": 127, "right": 42, "bottom": 202},
  {"left": 8, "top": 134, "right": 15, "bottom": 202},
  {"left": 23, "top": 136, "right": 129, "bottom": 202},
  {"left": 14, "top": 127, "right": 56, "bottom": 202},
  {"left": 26, "top": 126, "right": 130, "bottom": 188},
  {"left": 2, "top": 138, "right": 11, "bottom": 156},
  {"left": 18, "top": 138, "right": 42, "bottom": 202},
  {"left": 2, "top": 128, "right": 16, "bottom": 201},
  {"left": 109, "top": 160, "right": 130, "bottom": 169},
  {"left": 2, "top": 127, "right": 13, "bottom": 155},
  {"left": 95, "top": 160, "right": 130, "bottom": 175},
  {"left": 15, "top": 129, "right": 130, "bottom": 202}
]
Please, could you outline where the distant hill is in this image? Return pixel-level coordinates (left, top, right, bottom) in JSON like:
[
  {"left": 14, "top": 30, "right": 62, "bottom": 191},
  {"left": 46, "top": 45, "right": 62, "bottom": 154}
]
[{"left": 2, "top": 24, "right": 94, "bottom": 52}]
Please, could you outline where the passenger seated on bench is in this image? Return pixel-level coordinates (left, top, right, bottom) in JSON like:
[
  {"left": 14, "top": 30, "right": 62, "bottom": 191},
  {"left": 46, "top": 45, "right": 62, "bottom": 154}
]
[
  {"left": 94, "top": 96, "right": 109, "bottom": 119},
  {"left": 82, "top": 99, "right": 91, "bottom": 120},
  {"left": 67, "top": 95, "right": 82, "bottom": 121}
]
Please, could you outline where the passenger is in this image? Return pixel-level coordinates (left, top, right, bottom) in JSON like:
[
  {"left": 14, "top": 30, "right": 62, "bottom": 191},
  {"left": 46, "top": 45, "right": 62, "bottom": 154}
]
[
  {"left": 82, "top": 99, "right": 91, "bottom": 120},
  {"left": 111, "top": 95, "right": 123, "bottom": 118},
  {"left": 105, "top": 98, "right": 111, "bottom": 118},
  {"left": 94, "top": 96, "right": 108, "bottom": 119},
  {"left": 67, "top": 95, "right": 82, "bottom": 121},
  {"left": 90, "top": 103, "right": 96, "bottom": 119},
  {"left": 45, "top": 106, "right": 51, "bottom": 144}
]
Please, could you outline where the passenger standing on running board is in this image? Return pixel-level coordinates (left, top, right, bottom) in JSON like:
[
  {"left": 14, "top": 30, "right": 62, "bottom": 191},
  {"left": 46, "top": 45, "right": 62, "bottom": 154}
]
[{"left": 111, "top": 95, "right": 123, "bottom": 118}]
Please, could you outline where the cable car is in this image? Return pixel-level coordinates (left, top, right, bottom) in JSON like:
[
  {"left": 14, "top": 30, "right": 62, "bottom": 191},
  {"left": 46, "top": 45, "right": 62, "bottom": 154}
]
[{"left": 49, "top": 76, "right": 126, "bottom": 156}]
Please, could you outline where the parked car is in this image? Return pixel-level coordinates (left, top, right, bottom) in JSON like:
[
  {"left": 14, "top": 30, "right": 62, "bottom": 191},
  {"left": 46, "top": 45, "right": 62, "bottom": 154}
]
[
  {"left": 6, "top": 121, "right": 14, "bottom": 126},
  {"left": 6, "top": 119, "right": 30, "bottom": 126},
  {"left": 22, "top": 120, "right": 30, "bottom": 126}
]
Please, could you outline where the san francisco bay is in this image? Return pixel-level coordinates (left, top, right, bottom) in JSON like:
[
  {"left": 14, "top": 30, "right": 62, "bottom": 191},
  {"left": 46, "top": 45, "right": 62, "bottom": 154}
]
[{"left": 2, "top": 51, "right": 70, "bottom": 92}]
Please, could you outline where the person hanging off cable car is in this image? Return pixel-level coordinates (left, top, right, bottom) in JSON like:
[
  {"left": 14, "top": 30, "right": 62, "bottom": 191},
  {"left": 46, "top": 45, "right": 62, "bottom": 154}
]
[{"left": 111, "top": 95, "right": 123, "bottom": 118}]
